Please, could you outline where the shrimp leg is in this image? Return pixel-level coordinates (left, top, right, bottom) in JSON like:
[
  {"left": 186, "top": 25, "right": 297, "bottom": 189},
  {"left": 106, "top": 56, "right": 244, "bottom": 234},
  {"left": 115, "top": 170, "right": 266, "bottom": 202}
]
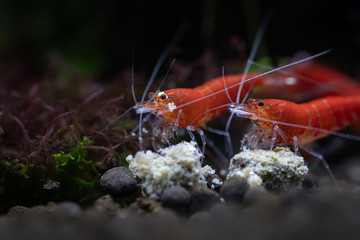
[
  {"left": 204, "top": 134, "right": 229, "bottom": 169},
  {"left": 202, "top": 125, "right": 233, "bottom": 157},
  {"left": 198, "top": 128, "right": 206, "bottom": 157},
  {"left": 301, "top": 147, "right": 339, "bottom": 186}
]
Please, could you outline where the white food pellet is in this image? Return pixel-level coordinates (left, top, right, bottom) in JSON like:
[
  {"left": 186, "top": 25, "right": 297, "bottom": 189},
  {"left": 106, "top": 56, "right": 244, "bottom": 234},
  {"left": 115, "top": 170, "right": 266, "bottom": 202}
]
[{"left": 227, "top": 147, "right": 308, "bottom": 190}]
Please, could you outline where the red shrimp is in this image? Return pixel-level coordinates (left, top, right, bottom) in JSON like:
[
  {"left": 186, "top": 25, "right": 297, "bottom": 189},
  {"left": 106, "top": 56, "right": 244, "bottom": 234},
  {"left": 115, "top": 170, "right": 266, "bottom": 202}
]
[
  {"left": 231, "top": 96, "right": 360, "bottom": 147},
  {"left": 291, "top": 62, "right": 360, "bottom": 96},
  {"left": 118, "top": 49, "right": 330, "bottom": 154},
  {"left": 135, "top": 73, "right": 265, "bottom": 130},
  {"left": 260, "top": 61, "right": 360, "bottom": 102}
]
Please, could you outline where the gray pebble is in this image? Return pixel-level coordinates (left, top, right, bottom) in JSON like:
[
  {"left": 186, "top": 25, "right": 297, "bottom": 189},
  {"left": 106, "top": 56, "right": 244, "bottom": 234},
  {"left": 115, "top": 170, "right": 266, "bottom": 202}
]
[
  {"left": 189, "top": 184, "right": 221, "bottom": 213},
  {"left": 189, "top": 210, "right": 211, "bottom": 222},
  {"left": 129, "top": 197, "right": 162, "bottom": 215},
  {"left": 30, "top": 205, "right": 47, "bottom": 215},
  {"left": 243, "top": 186, "right": 269, "bottom": 206},
  {"left": 346, "top": 162, "right": 360, "bottom": 183},
  {"left": 7, "top": 206, "right": 31, "bottom": 217},
  {"left": 55, "top": 202, "right": 82, "bottom": 218},
  {"left": 151, "top": 208, "right": 179, "bottom": 220},
  {"left": 161, "top": 186, "right": 191, "bottom": 208},
  {"left": 100, "top": 167, "right": 138, "bottom": 197},
  {"left": 281, "top": 188, "right": 308, "bottom": 206},
  {"left": 94, "top": 195, "right": 119, "bottom": 218},
  {"left": 220, "top": 178, "right": 249, "bottom": 204},
  {"left": 43, "top": 179, "right": 60, "bottom": 193}
]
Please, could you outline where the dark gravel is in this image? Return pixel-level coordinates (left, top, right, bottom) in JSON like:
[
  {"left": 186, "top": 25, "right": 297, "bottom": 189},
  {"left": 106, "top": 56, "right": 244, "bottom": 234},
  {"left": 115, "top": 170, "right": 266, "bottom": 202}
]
[
  {"left": 7, "top": 206, "right": 31, "bottom": 218},
  {"left": 100, "top": 167, "right": 138, "bottom": 197},
  {"left": 189, "top": 184, "right": 221, "bottom": 214},
  {"left": 220, "top": 178, "right": 249, "bottom": 204},
  {"left": 93, "top": 195, "right": 120, "bottom": 218},
  {"left": 243, "top": 185, "right": 270, "bottom": 206},
  {"left": 3, "top": 162, "right": 360, "bottom": 240},
  {"left": 161, "top": 186, "right": 191, "bottom": 212},
  {"left": 2, "top": 188, "right": 360, "bottom": 240},
  {"left": 51, "top": 201, "right": 82, "bottom": 219}
]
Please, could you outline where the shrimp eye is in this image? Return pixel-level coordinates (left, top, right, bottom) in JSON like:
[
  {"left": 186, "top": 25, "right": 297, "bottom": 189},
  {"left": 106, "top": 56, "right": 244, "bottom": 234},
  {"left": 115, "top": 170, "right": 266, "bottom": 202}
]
[
  {"left": 257, "top": 101, "right": 265, "bottom": 107},
  {"left": 160, "top": 93, "right": 167, "bottom": 100}
]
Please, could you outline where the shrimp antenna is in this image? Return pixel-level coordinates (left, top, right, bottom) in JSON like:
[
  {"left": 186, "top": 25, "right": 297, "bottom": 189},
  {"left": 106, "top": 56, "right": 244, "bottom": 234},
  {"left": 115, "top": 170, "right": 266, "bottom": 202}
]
[
  {"left": 220, "top": 66, "right": 235, "bottom": 155},
  {"left": 145, "top": 58, "right": 177, "bottom": 104},
  {"left": 93, "top": 106, "right": 136, "bottom": 139},
  {"left": 248, "top": 59, "right": 352, "bottom": 97},
  {"left": 237, "top": 11, "right": 272, "bottom": 104},
  {"left": 225, "top": 12, "right": 272, "bottom": 154},
  {"left": 131, "top": 50, "right": 137, "bottom": 104},
  {"left": 189, "top": 103, "right": 233, "bottom": 158},
  {"left": 222, "top": 66, "right": 233, "bottom": 103},
  {"left": 138, "top": 20, "right": 188, "bottom": 145},
  {"left": 190, "top": 103, "right": 232, "bottom": 126},
  {"left": 154, "top": 58, "right": 177, "bottom": 98}
]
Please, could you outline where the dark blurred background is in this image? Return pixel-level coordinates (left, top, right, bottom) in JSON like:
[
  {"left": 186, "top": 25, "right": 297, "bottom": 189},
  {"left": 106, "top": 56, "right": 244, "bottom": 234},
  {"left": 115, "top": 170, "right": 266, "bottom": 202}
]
[{"left": 0, "top": 0, "right": 359, "bottom": 84}]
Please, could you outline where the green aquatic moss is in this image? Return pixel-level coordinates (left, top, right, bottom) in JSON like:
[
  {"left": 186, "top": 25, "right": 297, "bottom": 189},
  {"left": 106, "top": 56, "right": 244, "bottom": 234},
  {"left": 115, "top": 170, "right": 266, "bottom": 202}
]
[
  {"left": 0, "top": 136, "right": 103, "bottom": 212},
  {"left": 50, "top": 136, "right": 102, "bottom": 203}
]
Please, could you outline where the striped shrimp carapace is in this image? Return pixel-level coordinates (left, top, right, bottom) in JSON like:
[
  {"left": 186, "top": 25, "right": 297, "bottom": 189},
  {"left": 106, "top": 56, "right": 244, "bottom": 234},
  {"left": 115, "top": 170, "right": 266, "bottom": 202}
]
[{"left": 231, "top": 96, "right": 360, "bottom": 147}]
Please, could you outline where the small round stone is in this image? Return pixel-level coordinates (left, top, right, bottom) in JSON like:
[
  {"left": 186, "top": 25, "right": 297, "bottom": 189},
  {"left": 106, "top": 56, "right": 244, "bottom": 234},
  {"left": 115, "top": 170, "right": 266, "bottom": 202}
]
[
  {"left": 243, "top": 186, "right": 269, "bottom": 206},
  {"left": 55, "top": 202, "right": 82, "bottom": 218},
  {"left": 129, "top": 197, "right": 162, "bottom": 214},
  {"left": 161, "top": 186, "right": 191, "bottom": 208},
  {"left": 7, "top": 206, "right": 31, "bottom": 217},
  {"left": 100, "top": 167, "right": 138, "bottom": 197},
  {"left": 43, "top": 179, "right": 60, "bottom": 193},
  {"left": 220, "top": 178, "right": 249, "bottom": 204},
  {"left": 94, "top": 195, "right": 119, "bottom": 218},
  {"left": 189, "top": 184, "right": 220, "bottom": 213}
]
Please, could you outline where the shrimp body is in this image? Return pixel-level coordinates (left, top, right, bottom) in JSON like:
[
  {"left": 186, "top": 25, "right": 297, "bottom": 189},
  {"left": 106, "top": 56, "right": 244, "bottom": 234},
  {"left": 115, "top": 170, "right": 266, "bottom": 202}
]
[
  {"left": 136, "top": 73, "right": 265, "bottom": 129},
  {"left": 264, "top": 62, "right": 360, "bottom": 101},
  {"left": 293, "top": 62, "right": 360, "bottom": 96},
  {"left": 231, "top": 96, "right": 360, "bottom": 146}
]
